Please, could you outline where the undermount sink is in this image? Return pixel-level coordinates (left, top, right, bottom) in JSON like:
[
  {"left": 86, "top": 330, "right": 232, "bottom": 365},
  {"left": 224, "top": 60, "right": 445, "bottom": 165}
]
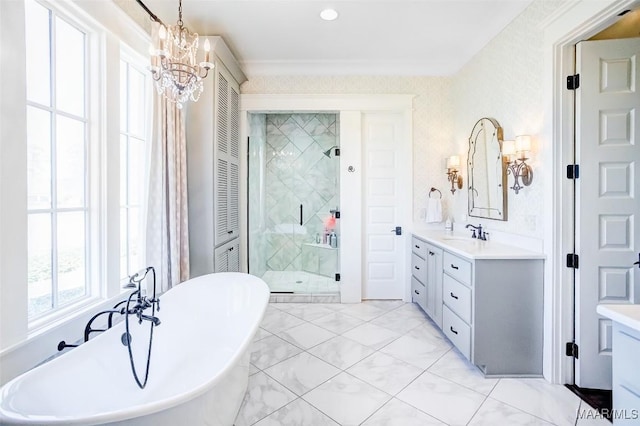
[{"left": 441, "top": 236, "right": 473, "bottom": 241}]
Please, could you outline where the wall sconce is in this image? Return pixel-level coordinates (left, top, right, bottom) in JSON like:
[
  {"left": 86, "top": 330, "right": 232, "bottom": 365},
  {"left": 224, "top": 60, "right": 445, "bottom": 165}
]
[
  {"left": 503, "top": 135, "right": 533, "bottom": 194},
  {"left": 446, "top": 155, "right": 463, "bottom": 194}
]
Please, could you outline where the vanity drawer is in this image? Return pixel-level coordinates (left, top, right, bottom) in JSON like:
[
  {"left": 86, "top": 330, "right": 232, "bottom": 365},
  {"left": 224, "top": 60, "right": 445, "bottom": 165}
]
[
  {"left": 443, "top": 305, "right": 471, "bottom": 360},
  {"left": 411, "top": 236, "right": 428, "bottom": 259},
  {"left": 443, "top": 274, "right": 472, "bottom": 324},
  {"left": 411, "top": 253, "right": 427, "bottom": 284},
  {"left": 443, "top": 251, "right": 472, "bottom": 286},
  {"left": 411, "top": 276, "right": 426, "bottom": 311}
]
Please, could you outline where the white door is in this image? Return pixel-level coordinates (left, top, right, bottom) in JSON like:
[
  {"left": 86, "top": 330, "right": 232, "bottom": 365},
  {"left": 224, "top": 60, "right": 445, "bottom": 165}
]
[
  {"left": 363, "top": 113, "right": 409, "bottom": 299},
  {"left": 576, "top": 37, "right": 640, "bottom": 389}
]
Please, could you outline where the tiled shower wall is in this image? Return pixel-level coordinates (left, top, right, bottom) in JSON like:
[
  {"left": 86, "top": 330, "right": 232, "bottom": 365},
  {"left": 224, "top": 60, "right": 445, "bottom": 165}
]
[{"left": 250, "top": 113, "right": 339, "bottom": 273}]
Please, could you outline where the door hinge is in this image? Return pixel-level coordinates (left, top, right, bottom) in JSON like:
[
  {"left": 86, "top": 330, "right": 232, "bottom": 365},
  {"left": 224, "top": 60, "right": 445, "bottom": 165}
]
[
  {"left": 566, "top": 254, "right": 579, "bottom": 269},
  {"left": 567, "top": 74, "right": 580, "bottom": 90},
  {"left": 566, "top": 164, "right": 579, "bottom": 179},
  {"left": 335, "top": 273, "right": 341, "bottom": 282},
  {"left": 335, "top": 148, "right": 341, "bottom": 156},
  {"left": 566, "top": 342, "right": 579, "bottom": 358}
]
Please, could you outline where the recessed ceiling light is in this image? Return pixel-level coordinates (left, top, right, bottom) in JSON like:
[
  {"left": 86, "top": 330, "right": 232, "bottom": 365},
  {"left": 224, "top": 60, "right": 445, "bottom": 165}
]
[{"left": 320, "top": 8, "right": 338, "bottom": 21}]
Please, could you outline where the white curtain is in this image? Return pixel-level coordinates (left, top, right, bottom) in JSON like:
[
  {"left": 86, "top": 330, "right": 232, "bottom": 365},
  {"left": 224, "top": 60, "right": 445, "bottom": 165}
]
[{"left": 146, "top": 23, "right": 190, "bottom": 293}]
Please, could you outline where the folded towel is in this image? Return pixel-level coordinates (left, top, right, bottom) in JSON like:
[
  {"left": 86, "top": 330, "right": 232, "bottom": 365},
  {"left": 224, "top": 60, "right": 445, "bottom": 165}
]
[{"left": 425, "top": 197, "right": 442, "bottom": 223}]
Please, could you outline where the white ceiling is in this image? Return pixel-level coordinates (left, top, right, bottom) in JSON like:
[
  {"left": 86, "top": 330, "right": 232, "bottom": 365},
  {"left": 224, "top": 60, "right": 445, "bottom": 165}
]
[{"left": 144, "top": 0, "right": 535, "bottom": 76}]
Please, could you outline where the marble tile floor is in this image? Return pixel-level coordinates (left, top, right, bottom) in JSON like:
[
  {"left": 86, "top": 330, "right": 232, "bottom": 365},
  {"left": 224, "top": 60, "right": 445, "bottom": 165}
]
[{"left": 235, "top": 301, "right": 611, "bottom": 426}]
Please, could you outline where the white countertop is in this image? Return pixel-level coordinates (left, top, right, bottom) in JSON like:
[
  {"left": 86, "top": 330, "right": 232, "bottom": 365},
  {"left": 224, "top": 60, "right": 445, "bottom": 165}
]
[
  {"left": 597, "top": 304, "right": 640, "bottom": 333},
  {"left": 412, "top": 229, "right": 546, "bottom": 260}
]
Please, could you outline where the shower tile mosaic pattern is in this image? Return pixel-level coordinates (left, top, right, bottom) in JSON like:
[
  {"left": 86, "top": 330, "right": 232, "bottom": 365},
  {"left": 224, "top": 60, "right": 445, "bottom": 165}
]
[{"left": 263, "top": 114, "right": 339, "bottom": 273}]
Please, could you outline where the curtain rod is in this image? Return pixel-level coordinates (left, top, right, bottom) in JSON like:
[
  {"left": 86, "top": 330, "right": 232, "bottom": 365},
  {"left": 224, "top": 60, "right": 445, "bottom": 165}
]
[{"left": 135, "top": 0, "right": 164, "bottom": 25}]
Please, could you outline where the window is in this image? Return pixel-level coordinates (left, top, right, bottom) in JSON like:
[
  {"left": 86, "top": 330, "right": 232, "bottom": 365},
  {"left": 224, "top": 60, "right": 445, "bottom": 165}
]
[
  {"left": 25, "top": 0, "right": 91, "bottom": 318},
  {"left": 119, "top": 56, "right": 150, "bottom": 280}
]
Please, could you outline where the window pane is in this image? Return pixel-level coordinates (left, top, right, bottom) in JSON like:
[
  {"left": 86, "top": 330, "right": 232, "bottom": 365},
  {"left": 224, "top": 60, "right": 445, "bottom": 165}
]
[
  {"left": 56, "top": 115, "right": 85, "bottom": 208},
  {"left": 129, "top": 67, "right": 146, "bottom": 138},
  {"left": 128, "top": 137, "right": 145, "bottom": 204},
  {"left": 57, "top": 212, "right": 86, "bottom": 306},
  {"left": 25, "top": 0, "right": 51, "bottom": 106},
  {"left": 120, "top": 207, "right": 128, "bottom": 278},
  {"left": 55, "top": 17, "right": 85, "bottom": 117},
  {"left": 27, "top": 107, "right": 52, "bottom": 209},
  {"left": 128, "top": 207, "right": 142, "bottom": 273},
  {"left": 120, "top": 135, "right": 128, "bottom": 205},
  {"left": 28, "top": 213, "right": 52, "bottom": 317},
  {"left": 120, "top": 61, "right": 127, "bottom": 133}
]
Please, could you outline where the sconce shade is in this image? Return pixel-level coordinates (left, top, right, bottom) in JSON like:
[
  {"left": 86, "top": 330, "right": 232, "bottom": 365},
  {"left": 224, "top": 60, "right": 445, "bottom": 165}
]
[
  {"left": 447, "top": 155, "right": 460, "bottom": 169},
  {"left": 515, "top": 135, "right": 531, "bottom": 153},
  {"left": 502, "top": 140, "right": 516, "bottom": 157}
]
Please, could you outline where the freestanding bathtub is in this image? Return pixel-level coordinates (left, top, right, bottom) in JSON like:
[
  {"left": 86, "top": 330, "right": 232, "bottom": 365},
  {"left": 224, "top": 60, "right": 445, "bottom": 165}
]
[{"left": 0, "top": 272, "right": 269, "bottom": 425}]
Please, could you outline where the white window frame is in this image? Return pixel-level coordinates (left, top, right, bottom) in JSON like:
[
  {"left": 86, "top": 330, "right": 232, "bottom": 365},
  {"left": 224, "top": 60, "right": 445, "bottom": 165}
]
[
  {"left": 25, "top": 0, "right": 103, "bottom": 328},
  {"left": 1, "top": 0, "right": 152, "bottom": 382},
  {"left": 119, "top": 46, "right": 152, "bottom": 285}
]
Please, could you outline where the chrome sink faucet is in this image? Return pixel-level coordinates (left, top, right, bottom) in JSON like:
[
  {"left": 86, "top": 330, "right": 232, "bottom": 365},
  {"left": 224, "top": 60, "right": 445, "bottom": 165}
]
[{"left": 465, "top": 223, "right": 488, "bottom": 241}]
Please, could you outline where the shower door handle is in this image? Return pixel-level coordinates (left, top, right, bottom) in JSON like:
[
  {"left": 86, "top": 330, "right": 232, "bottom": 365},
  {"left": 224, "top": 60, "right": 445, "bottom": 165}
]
[{"left": 299, "top": 204, "right": 303, "bottom": 226}]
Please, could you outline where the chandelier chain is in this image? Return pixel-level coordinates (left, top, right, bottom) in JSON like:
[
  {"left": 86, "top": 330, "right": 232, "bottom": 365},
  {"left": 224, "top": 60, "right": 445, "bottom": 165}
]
[{"left": 177, "top": 0, "right": 183, "bottom": 27}]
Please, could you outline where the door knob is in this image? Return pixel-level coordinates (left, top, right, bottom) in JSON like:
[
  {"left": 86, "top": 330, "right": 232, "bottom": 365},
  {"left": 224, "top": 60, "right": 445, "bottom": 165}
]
[
  {"left": 634, "top": 253, "right": 640, "bottom": 268},
  {"left": 391, "top": 226, "right": 402, "bottom": 236}
]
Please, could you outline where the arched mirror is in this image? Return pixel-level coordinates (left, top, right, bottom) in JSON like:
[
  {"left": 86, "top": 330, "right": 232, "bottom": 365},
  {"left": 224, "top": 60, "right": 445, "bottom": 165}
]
[{"left": 467, "top": 117, "right": 507, "bottom": 221}]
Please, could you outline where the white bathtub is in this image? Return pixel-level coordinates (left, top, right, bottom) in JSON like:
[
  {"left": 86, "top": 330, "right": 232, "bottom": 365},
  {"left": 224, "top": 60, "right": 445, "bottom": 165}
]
[{"left": 0, "top": 272, "right": 269, "bottom": 425}]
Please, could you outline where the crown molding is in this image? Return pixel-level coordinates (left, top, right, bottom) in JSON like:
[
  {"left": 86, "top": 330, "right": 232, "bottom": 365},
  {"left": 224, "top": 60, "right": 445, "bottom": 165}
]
[{"left": 240, "top": 60, "right": 459, "bottom": 78}]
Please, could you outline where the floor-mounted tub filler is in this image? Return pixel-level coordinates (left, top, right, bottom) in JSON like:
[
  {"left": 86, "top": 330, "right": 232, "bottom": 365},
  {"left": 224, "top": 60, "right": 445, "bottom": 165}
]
[{"left": 0, "top": 272, "right": 270, "bottom": 425}]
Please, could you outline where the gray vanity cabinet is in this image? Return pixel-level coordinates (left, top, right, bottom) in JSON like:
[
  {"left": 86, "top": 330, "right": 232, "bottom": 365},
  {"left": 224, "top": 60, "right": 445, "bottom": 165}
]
[
  {"left": 412, "top": 232, "right": 544, "bottom": 377},
  {"left": 411, "top": 236, "right": 443, "bottom": 327}
]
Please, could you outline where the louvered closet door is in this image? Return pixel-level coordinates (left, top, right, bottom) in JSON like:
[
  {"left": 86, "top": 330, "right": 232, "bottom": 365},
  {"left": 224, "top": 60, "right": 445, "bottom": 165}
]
[
  {"left": 214, "top": 244, "right": 229, "bottom": 273},
  {"left": 214, "top": 237, "right": 239, "bottom": 272},
  {"left": 214, "top": 66, "right": 240, "bottom": 246},
  {"left": 215, "top": 71, "right": 229, "bottom": 246},
  {"left": 228, "top": 86, "right": 240, "bottom": 238}
]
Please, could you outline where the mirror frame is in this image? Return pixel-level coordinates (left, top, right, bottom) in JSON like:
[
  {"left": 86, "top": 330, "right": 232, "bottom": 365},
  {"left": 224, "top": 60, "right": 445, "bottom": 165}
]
[{"left": 467, "top": 117, "right": 508, "bottom": 221}]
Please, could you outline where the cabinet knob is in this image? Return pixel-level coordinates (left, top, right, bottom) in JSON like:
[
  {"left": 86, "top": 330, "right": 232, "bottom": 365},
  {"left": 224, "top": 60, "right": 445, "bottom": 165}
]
[
  {"left": 450, "top": 264, "right": 459, "bottom": 270},
  {"left": 414, "top": 266, "right": 420, "bottom": 270},
  {"left": 450, "top": 292, "right": 458, "bottom": 300},
  {"left": 450, "top": 326, "right": 458, "bottom": 335},
  {"left": 414, "top": 289, "right": 419, "bottom": 295}
]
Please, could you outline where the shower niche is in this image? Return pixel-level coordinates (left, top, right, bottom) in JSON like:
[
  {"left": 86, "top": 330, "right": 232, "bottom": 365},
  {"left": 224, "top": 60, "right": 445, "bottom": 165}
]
[{"left": 248, "top": 113, "right": 340, "bottom": 296}]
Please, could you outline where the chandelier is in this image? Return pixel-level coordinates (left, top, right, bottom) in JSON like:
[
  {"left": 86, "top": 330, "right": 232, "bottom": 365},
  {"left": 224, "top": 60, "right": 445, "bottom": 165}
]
[{"left": 149, "top": 0, "right": 213, "bottom": 109}]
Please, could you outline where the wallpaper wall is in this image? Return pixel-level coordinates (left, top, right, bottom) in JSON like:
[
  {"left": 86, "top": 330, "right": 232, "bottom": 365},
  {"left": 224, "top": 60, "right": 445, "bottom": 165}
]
[
  {"left": 451, "top": 0, "right": 566, "bottom": 240},
  {"left": 241, "top": 77, "right": 455, "bottom": 224}
]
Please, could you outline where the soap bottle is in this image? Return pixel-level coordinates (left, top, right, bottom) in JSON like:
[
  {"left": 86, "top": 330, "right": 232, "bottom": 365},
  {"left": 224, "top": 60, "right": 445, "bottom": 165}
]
[
  {"left": 445, "top": 216, "right": 453, "bottom": 232},
  {"left": 323, "top": 229, "right": 329, "bottom": 244},
  {"left": 329, "top": 231, "right": 338, "bottom": 248}
]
